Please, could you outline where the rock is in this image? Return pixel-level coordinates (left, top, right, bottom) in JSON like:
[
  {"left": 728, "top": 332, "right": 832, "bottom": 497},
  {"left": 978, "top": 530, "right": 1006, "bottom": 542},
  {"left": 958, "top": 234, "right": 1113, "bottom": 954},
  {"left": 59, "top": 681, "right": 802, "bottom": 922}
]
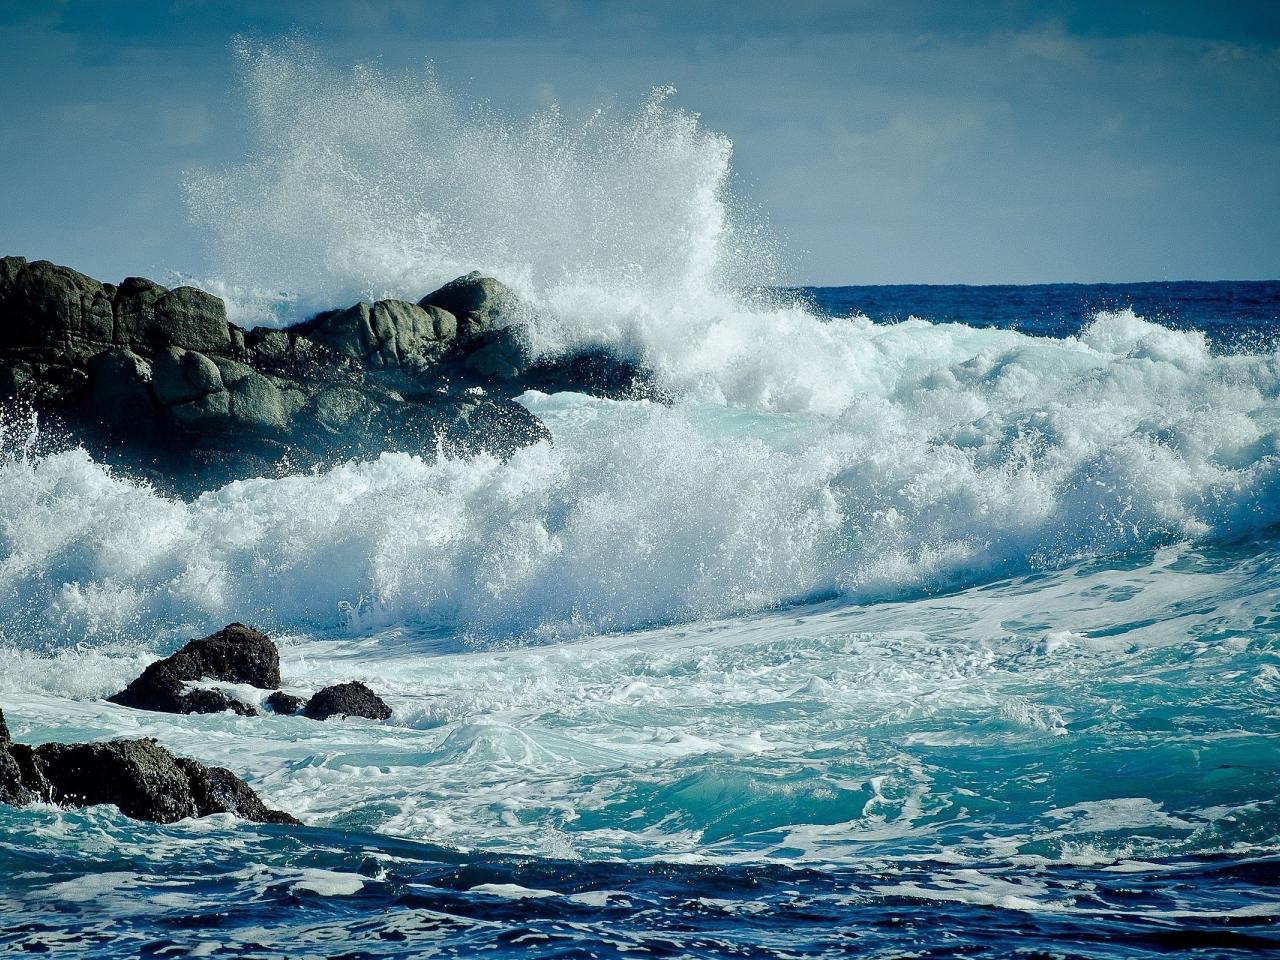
[
  {"left": 0, "top": 730, "right": 298, "bottom": 825},
  {"left": 299, "top": 298, "right": 455, "bottom": 367},
  {"left": 151, "top": 286, "right": 232, "bottom": 354},
  {"left": 0, "top": 255, "right": 26, "bottom": 303},
  {"left": 153, "top": 346, "right": 224, "bottom": 406},
  {"left": 419, "top": 272, "right": 517, "bottom": 340},
  {"left": 108, "top": 623, "right": 279, "bottom": 716},
  {"left": 0, "top": 255, "right": 655, "bottom": 496},
  {"left": 86, "top": 348, "right": 155, "bottom": 426},
  {"left": 2, "top": 259, "right": 115, "bottom": 350},
  {"left": 112, "top": 276, "right": 169, "bottom": 348},
  {"left": 302, "top": 682, "right": 392, "bottom": 722},
  {"left": 176, "top": 757, "right": 298, "bottom": 824},
  {"left": 265, "top": 691, "right": 304, "bottom": 715},
  {"left": 461, "top": 327, "right": 532, "bottom": 380}
]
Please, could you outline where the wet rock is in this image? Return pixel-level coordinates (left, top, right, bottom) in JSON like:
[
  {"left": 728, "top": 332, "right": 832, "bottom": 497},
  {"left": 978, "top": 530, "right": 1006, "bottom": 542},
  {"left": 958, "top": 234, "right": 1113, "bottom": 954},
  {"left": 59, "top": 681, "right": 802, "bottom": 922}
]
[
  {"left": 176, "top": 757, "right": 299, "bottom": 824},
  {"left": 0, "top": 255, "right": 655, "bottom": 495},
  {"left": 419, "top": 272, "right": 517, "bottom": 340},
  {"left": 107, "top": 623, "right": 279, "bottom": 716},
  {"left": 153, "top": 346, "right": 224, "bottom": 406},
  {"left": 86, "top": 348, "right": 156, "bottom": 427},
  {"left": 265, "top": 691, "right": 304, "bottom": 715},
  {"left": 0, "top": 727, "right": 298, "bottom": 825},
  {"left": 0, "top": 710, "right": 27, "bottom": 806},
  {"left": 302, "top": 682, "right": 392, "bottom": 722}
]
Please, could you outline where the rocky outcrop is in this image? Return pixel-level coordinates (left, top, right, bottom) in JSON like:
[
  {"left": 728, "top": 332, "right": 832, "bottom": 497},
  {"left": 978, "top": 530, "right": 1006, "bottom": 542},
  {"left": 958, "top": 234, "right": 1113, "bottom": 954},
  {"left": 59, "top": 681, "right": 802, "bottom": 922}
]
[
  {"left": 0, "top": 709, "right": 296, "bottom": 825},
  {"left": 303, "top": 682, "right": 393, "bottom": 722},
  {"left": 0, "top": 257, "right": 653, "bottom": 495},
  {"left": 107, "top": 623, "right": 279, "bottom": 716}
]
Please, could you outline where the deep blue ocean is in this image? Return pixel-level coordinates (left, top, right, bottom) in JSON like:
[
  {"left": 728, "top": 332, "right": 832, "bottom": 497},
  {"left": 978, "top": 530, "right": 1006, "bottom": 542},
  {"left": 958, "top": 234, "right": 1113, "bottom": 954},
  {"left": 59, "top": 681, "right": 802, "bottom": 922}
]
[{"left": 3, "top": 279, "right": 1279, "bottom": 959}]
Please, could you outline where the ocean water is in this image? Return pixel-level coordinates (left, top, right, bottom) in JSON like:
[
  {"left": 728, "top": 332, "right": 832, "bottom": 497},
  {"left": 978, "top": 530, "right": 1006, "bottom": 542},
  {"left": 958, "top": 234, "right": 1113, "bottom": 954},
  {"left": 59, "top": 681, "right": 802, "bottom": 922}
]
[{"left": 3, "top": 46, "right": 1280, "bottom": 957}]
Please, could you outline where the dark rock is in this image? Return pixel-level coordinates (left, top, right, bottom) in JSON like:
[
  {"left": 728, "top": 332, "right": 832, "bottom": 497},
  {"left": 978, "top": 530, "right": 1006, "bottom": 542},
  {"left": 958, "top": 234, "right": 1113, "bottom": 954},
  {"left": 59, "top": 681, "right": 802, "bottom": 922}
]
[
  {"left": 265, "top": 691, "right": 304, "bottom": 715},
  {"left": 2, "top": 259, "right": 114, "bottom": 351},
  {"left": 460, "top": 327, "right": 532, "bottom": 380},
  {"left": 0, "top": 256, "right": 26, "bottom": 302},
  {"left": 108, "top": 623, "right": 278, "bottom": 716},
  {"left": 419, "top": 272, "right": 517, "bottom": 340},
  {"left": 152, "top": 346, "right": 223, "bottom": 406},
  {"left": 86, "top": 348, "right": 156, "bottom": 427},
  {"left": 299, "top": 299, "right": 456, "bottom": 367},
  {"left": 303, "top": 682, "right": 392, "bottom": 722},
  {"left": 176, "top": 757, "right": 299, "bottom": 824},
  {"left": 0, "top": 255, "right": 659, "bottom": 496},
  {"left": 0, "top": 733, "right": 298, "bottom": 825},
  {"left": 0, "top": 710, "right": 25, "bottom": 807}
]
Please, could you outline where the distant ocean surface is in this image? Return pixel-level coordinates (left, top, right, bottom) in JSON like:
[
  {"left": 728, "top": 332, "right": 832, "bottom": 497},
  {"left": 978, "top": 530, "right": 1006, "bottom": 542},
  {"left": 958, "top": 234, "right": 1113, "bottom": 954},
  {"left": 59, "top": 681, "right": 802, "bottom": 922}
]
[{"left": 804, "top": 279, "right": 1280, "bottom": 345}]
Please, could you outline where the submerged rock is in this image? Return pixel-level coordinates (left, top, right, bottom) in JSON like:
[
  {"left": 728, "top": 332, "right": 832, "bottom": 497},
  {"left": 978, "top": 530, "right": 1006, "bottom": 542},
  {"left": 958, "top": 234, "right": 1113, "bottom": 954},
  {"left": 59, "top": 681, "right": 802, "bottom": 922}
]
[
  {"left": 0, "top": 715, "right": 297, "bottom": 825},
  {"left": 303, "top": 682, "right": 393, "bottom": 722},
  {"left": 108, "top": 623, "right": 279, "bottom": 716},
  {"left": 0, "top": 256, "right": 654, "bottom": 496}
]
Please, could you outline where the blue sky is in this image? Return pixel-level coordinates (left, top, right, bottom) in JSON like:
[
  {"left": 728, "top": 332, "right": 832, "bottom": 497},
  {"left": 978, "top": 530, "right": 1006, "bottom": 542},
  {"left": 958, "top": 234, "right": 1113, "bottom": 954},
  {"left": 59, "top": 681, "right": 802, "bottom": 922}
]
[{"left": 1, "top": 1, "right": 1277, "bottom": 284}]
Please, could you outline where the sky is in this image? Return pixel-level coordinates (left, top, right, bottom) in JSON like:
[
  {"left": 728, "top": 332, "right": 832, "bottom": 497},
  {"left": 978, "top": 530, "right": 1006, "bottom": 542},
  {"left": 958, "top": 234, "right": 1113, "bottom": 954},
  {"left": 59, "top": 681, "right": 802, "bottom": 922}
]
[{"left": 0, "top": 0, "right": 1277, "bottom": 285}]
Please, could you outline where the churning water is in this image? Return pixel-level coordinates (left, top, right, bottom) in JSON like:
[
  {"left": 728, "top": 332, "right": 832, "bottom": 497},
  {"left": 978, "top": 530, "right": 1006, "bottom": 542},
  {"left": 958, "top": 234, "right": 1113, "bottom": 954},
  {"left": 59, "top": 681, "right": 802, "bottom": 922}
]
[{"left": 2, "top": 45, "right": 1278, "bottom": 958}]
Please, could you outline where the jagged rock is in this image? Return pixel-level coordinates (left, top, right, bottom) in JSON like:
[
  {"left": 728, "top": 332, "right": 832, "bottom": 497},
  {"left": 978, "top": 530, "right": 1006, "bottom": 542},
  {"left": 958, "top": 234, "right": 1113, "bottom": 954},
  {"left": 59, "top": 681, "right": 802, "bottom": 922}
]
[
  {"left": 419, "top": 271, "right": 517, "bottom": 340},
  {"left": 108, "top": 623, "right": 279, "bottom": 716},
  {"left": 0, "top": 710, "right": 26, "bottom": 806},
  {"left": 0, "top": 724, "right": 297, "bottom": 825},
  {"left": 265, "top": 691, "right": 304, "bottom": 715},
  {"left": 303, "top": 682, "right": 392, "bottom": 722},
  {"left": 176, "top": 756, "right": 297, "bottom": 824},
  {"left": 0, "top": 256, "right": 656, "bottom": 495}
]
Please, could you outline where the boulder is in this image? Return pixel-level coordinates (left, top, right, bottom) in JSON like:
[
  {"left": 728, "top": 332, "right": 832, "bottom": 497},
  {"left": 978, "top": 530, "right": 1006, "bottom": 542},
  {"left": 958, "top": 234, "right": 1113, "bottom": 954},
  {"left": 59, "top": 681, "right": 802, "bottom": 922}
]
[
  {"left": 0, "top": 255, "right": 26, "bottom": 303},
  {"left": 299, "top": 298, "right": 456, "bottom": 367},
  {"left": 0, "top": 710, "right": 26, "bottom": 807},
  {"left": 460, "top": 327, "right": 532, "bottom": 380},
  {"left": 419, "top": 272, "right": 517, "bottom": 340},
  {"left": 302, "top": 682, "right": 392, "bottom": 722},
  {"left": 0, "top": 729, "right": 297, "bottom": 825},
  {"left": 2, "top": 259, "right": 114, "bottom": 349},
  {"left": 108, "top": 623, "right": 279, "bottom": 716},
  {"left": 265, "top": 691, "right": 304, "bottom": 715},
  {"left": 153, "top": 346, "right": 224, "bottom": 406}
]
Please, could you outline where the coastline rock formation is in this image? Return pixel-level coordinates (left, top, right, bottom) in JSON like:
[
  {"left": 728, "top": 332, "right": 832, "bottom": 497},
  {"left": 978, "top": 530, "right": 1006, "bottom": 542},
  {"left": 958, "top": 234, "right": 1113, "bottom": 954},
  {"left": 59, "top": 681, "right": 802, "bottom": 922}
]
[
  {"left": 0, "top": 256, "right": 656, "bottom": 495},
  {"left": 0, "top": 709, "right": 297, "bottom": 825}
]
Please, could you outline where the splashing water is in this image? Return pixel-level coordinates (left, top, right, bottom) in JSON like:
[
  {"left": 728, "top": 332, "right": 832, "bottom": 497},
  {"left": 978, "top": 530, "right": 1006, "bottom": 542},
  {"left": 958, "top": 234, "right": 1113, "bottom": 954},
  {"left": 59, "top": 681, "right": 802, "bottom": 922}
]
[{"left": 185, "top": 41, "right": 775, "bottom": 327}]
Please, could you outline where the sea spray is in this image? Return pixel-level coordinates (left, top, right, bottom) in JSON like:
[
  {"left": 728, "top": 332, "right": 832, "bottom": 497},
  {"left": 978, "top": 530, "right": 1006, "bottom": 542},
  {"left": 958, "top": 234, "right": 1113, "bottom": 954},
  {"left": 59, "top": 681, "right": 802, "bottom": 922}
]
[{"left": 184, "top": 41, "right": 777, "bottom": 329}]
